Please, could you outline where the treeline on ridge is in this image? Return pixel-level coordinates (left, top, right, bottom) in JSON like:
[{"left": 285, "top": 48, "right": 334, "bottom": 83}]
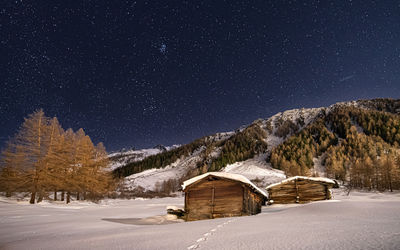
[{"left": 207, "top": 124, "right": 267, "bottom": 171}]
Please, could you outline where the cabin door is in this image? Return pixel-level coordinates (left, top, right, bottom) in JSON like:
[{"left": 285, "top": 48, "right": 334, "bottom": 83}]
[{"left": 186, "top": 184, "right": 214, "bottom": 220}]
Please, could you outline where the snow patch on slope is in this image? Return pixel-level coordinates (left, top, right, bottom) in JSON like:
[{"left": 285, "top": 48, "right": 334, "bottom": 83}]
[
  {"left": 264, "top": 134, "right": 284, "bottom": 150},
  {"left": 222, "top": 155, "right": 286, "bottom": 188},
  {"left": 270, "top": 107, "right": 325, "bottom": 127},
  {"left": 205, "top": 131, "right": 235, "bottom": 143},
  {"left": 313, "top": 155, "right": 326, "bottom": 177},
  {"left": 258, "top": 107, "right": 326, "bottom": 151}
]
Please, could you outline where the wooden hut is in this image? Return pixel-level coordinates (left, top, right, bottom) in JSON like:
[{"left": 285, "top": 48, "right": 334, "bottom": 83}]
[
  {"left": 182, "top": 172, "right": 268, "bottom": 221},
  {"left": 266, "top": 176, "right": 335, "bottom": 204}
]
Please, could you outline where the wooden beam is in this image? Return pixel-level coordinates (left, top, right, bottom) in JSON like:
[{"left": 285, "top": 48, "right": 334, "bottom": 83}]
[{"left": 211, "top": 185, "right": 215, "bottom": 218}]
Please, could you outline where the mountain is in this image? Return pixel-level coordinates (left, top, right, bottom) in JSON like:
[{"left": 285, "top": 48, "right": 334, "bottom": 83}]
[
  {"left": 108, "top": 145, "right": 180, "bottom": 170},
  {"left": 111, "top": 98, "right": 400, "bottom": 195}
]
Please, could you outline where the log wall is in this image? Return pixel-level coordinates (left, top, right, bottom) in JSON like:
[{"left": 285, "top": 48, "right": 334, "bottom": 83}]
[
  {"left": 184, "top": 177, "right": 265, "bottom": 221},
  {"left": 268, "top": 179, "right": 332, "bottom": 204},
  {"left": 185, "top": 179, "right": 243, "bottom": 221},
  {"left": 243, "top": 186, "right": 264, "bottom": 215}
]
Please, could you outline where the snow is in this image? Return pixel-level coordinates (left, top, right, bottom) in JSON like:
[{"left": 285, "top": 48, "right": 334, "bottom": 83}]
[
  {"left": 269, "top": 107, "right": 325, "bottom": 127},
  {"left": 205, "top": 131, "right": 235, "bottom": 142},
  {"left": 182, "top": 172, "right": 268, "bottom": 197},
  {"left": 1, "top": 191, "right": 400, "bottom": 249},
  {"left": 222, "top": 155, "right": 286, "bottom": 187},
  {"left": 350, "top": 118, "right": 365, "bottom": 133},
  {"left": 266, "top": 107, "right": 326, "bottom": 133},
  {"left": 266, "top": 176, "right": 335, "bottom": 190},
  {"left": 264, "top": 133, "right": 284, "bottom": 150},
  {"left": 166, "top": 205, "right": 183, "bottom": 210},
  {"left": 312, "top": 155, "right": 326, "bottom": 177},
  {"left": 108, "top": 148, "right": 158, "bottom": 159}
]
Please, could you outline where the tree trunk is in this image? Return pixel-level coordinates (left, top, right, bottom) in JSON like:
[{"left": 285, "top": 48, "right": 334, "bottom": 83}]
[
  {"left": 77, "top": 192, "right": 80, "bottom": 200},
  {"left": 37, "top": 192, "right": 43, "bottom": 203},
  {"left": 30, "top": 192, "right": 36, "bottom": 204},
  {"left": 54, "top": 191, "right": 57, "bottom": 201},
  {"left": 83, "top": 192, "right": 86, "bottom": 200},
  {"left": 5, "top": 191, "right": 12, "bottom": 197},
  {"left": 61, "top": 191, "right": 65, "bottom": 201},
  {"left": 66, "top": 192, "right": 70, "bottom": 204}
]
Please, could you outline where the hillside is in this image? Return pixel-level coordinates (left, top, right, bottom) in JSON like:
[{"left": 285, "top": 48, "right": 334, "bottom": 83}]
[
  {"left": 112, "top": 98, "right": 400, "bottom": 194},
  {"left": 108, "top": 145, "right": 180, "bottom": 170}
]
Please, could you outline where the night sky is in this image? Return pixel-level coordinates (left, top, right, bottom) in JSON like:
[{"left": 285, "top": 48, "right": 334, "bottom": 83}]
[{"left": 1, "top": 1, "right": 400, "bottom": 151}]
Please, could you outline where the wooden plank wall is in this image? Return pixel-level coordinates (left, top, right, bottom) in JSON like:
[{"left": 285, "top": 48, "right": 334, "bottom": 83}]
[
  {"left": 268, "top": 179, "right": 332, "bottom": 204},
  {"left": 185, "top": 179, "right": 244, "bottom": 221},
  {"left": 242, "top": 187, "right": 264, "bottom": 215}
]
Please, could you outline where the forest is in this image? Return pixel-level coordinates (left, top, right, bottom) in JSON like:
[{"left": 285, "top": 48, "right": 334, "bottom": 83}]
[
  {"left": 0, "top": 110, "right": 115, "bottom": 203},
  {"left": 270, "top": 106, "right": 400, "bottom": 191},
  {"left": 114, "top": 103, "right": 400, "bottom": 192}
]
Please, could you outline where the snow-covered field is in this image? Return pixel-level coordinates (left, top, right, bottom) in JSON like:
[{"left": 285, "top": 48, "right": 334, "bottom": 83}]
[{"left": 1, "top": 190, "right": 400, "bottom": 250}]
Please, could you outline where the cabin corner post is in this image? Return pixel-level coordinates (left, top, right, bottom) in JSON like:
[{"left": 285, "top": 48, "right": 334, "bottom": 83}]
[
  {"left": 241, "top": 184, "right": 246, "bottom": 215},
  {"left": 325, "top": 185, "right": 331, "bottom": 200},
  {"left": 211, "top": 185, "right": 215, "bottom": 218},
  {"left": 184, "top": 190, "right": 188, "bottom": 212}
]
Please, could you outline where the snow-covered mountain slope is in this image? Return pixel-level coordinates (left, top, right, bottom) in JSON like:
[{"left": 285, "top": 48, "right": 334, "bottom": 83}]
[
  {"left": 123, "top": 146, "right": 205, "bottom": 191},
  {"left": 108, "top": 145, "right": 179, "bottom": 170},
  {"left": 114, "top": 102, "right": 341, "bottom": 191},
  {"left": 114, "top": 98, "right": 400, "bottom": 194},
  {"left": 222, "top": 155, "right": 286, "bottom": 187},
  {"left": 123, "top": 152, "right": 286, "bottom": 192},
  {"left": 257, "top": 99, "right": 392, "bottom": 151},
  {"left": 258, "top": 107, "right": 326, "bottom": 150}
]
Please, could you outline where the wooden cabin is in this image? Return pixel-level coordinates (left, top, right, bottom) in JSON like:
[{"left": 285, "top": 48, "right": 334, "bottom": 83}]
[
  {"left": 182, "top": 172, "right": 268, "bottom": 221},
  {"left": 266, "top": 176, "right": 335, "bottom": 204}
]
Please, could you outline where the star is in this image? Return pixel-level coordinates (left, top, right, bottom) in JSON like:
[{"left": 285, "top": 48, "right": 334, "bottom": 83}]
[{"left": 159, "top": 43, "right": 167, "bottom": 54}]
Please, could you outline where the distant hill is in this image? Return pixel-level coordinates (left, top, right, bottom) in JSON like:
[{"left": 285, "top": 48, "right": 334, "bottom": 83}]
[
  {"left": 108, "top": 145, "right": 180, "bottom": 170},
  {"left": 111, "top": 98, "right": 400, "bottom": 195}
]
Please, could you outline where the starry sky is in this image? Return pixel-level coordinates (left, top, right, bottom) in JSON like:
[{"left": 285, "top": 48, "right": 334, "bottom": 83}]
[{"left": 1, "top": 1, "right": 400, "bottom": 151}]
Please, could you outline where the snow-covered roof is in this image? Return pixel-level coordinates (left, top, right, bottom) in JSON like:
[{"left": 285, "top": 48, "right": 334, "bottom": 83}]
[
  {"left": 182, "top": 172, "right": 268, "bottom": 197},
  {"left": 266, "top": 176, "right": 335, "bottom": 190}
]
